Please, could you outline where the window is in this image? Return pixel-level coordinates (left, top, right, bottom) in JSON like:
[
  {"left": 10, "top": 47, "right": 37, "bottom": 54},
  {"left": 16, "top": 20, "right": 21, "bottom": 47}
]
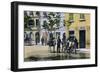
[
  {"left": 28, "top": 20, "right": 34, "bottom": 26},
  {"left": 80, "top": 14, "right": 85, "bottom": 19},
  {"left": 68, "top": 13, "right": 74, "bottom": 23},
  {"left": 36, "top": 19, "right": 40, "bottom": 27},
  {"left": 43, "top": 12, "right": 47, "bottom": 18},
  {"left": 29, "top": 11, "right": 33, "bottom": 16},
  {"left": 36, "top": 11, "right": 40, "bottom": 16},
  {"left": 24, "top": 11, "right": 27, "bottom": 16},
  {"left": 69, "top": 13, "right": 74, "bottom": 20}
]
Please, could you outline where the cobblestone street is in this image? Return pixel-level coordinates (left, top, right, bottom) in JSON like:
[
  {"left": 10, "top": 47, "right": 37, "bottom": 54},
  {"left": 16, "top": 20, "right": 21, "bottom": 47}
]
[{"left": 24, "top": 45, "right": 90, "bottom": 61}]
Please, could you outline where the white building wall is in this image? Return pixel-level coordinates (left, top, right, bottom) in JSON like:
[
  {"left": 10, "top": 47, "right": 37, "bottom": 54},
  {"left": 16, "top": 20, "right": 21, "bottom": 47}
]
[{"left": 25, "top": 11, "right": 67, "bottom": 45}]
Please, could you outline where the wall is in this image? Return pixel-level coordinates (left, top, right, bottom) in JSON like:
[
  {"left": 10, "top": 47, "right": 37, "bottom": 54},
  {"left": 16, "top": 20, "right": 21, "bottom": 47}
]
[
  {"left": 0, "top": 0, "right": 99, "bottom": 73},
  {"left": 65, "top": 13, "right": 90, "bottom": 48}
]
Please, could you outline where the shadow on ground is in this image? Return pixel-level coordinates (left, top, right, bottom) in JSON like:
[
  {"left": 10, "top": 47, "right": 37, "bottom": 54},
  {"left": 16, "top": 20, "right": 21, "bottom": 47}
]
[{"left": 24, "top": 52, "right": 90, "bottom": 62}]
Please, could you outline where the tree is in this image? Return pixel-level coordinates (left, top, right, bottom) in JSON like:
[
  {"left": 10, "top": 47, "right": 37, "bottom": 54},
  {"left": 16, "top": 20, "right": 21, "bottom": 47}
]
[
  {"left": 42, "top": 20, "right": 49, "bottom": 30},
  {"left": 42, "top": 12, "right": 60, "bottom": 37},
  {"left": 24, "top": 15, "right": 31, "bottom": 29},
  {"left": 24, "top": 12, "right": 34, "bottom": 31}
]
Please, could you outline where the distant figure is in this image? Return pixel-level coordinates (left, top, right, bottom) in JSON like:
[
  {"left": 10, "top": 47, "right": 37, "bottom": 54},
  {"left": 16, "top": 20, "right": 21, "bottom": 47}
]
[
  {"left": 57, "top": 36, "right": 61, "bottom": 53},
  {"left": 35, "top": 35, "right": 38, "bottom": 45},
  {"left": 41, "top": 37, "right": 44, "bottom": 45},
  {"left": 29, "top": 32, "right": 33, "bottom": 45},
  {"left": 48, "top": 33, "right": 56, "bottom": 53},
  {"left": 52, "top": 37, "right": 56, "bottom": 52},
  {"left": 62, "top": 33, "right": 66, "bottom": 52},
  {"left": 24, "top": 32, "right": 30, "bottom": 46},
  {"left": 73, "top": 36, "right": 78, "bottom": 54}
]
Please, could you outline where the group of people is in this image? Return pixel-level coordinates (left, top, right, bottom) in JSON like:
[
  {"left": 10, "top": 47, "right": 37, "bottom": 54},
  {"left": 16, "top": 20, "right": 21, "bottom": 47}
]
[
  {"left": 24, "top": 31, "right": 78, "bottom": 53},
  {"left": 48, "top": 33, "right": 78, "bottom": 53}
]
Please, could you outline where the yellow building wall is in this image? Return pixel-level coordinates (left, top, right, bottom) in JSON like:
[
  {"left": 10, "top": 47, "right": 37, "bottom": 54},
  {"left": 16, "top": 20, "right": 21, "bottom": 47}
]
[{"left": 64, "top": 13, "right": 90, "bottom": 49}]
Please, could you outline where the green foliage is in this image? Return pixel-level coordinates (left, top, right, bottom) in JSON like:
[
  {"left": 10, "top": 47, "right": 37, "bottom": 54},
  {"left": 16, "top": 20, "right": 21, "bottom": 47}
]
[
  {"left": 24, "top": 15, "right": 31, "bottom": 28},
  {"left": 42, "top": 12, "right": 60, "bottom": 31},
  {"left": 42, "top": 20, "right": 49, "bottom": 30}
]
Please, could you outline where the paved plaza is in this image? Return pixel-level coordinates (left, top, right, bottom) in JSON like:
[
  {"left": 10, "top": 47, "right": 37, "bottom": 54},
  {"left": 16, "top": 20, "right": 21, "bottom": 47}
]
[{"left": 24, "top": 45, "right": 90, "bottom": 61}]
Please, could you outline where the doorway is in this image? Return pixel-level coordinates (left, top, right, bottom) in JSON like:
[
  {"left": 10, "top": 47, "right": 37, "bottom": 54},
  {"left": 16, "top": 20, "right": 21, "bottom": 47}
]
[{"left": 79, "top": 30, "right": 86, "bottom": 48}]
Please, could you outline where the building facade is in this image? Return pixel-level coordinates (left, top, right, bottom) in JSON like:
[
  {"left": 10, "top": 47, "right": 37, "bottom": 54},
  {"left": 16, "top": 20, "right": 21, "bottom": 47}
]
[
  {"left": 24, "top": 11, "right": 66, "bottom": 45},
  {"left": 24, "top": 11, "right": 90, "bottom": 49},
  {"left": 64, "top": 13, "right": 90, "bottom": 49}
]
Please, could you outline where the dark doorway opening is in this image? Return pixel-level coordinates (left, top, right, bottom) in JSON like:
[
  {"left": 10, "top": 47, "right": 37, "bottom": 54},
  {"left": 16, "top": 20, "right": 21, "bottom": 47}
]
[{"left": 79, "top": 30, "right": 86, "bottom": 48}]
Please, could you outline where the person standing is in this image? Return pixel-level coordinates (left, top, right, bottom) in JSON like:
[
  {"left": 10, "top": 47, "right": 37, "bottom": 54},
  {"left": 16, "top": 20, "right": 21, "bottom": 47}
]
[
  {"left": 73, "top": 36, "right": 78, "bottom": 54},
  {"left": 57, "top": 36, "right": 61, "bottom": 53},
  {"left": 35, "top": 35, "right": 38, "bottom": 45},
  {"left": 29, "top": 32, "right": 33, "bottom": 45},
  {"left": 62, "top": 33, "right": 66, "bottom": 52}
]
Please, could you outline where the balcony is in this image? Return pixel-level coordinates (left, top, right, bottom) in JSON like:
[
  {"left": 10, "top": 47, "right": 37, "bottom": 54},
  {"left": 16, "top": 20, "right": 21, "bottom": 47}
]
[
  {"left": 68, "top": 19, "right": 74, "bottom": 23},
  {"left": 79, "top": 18, "right": 86, "bottom": 22}
]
